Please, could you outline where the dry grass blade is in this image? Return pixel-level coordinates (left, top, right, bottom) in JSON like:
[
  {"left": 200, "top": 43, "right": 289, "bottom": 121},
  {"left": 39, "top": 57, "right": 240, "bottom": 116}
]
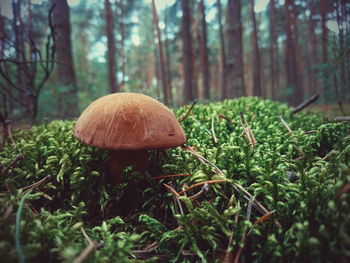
[
  {"left": 1, "top": 153, "right": 23, "bottom": 175},
  {"left": 73, "top": 241, "right": 96, "bottom": 263},
  {"left": 240, "top": 113, "right": 256, "bottom": 150},
  {"left": 211, "top": 116, "right": 218, "bottom": 143}
]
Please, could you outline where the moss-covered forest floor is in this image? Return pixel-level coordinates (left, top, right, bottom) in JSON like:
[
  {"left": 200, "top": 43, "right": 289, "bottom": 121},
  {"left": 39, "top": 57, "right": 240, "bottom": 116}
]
[{"left": 1, "top": 97, "right": 350, "bottom": 262}]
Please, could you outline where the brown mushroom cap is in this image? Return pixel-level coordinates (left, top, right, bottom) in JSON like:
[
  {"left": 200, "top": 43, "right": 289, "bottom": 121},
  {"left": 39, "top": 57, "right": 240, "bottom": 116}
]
[{"left": 74, "top": 92, "right": 186, "bottom": 150}]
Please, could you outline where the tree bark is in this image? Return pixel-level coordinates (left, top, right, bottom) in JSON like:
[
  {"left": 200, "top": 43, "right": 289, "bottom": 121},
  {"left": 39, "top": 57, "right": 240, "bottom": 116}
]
[
  {"left": 164, "top": 6, "right": 173, "bottom": 105},
  {"left": 199, "top": 0, "right": 210, "bottom": 100},
  {"left": 320, "top": 0, "right": 330, "bottom": 101},
  {"left": 284, "top": 0, "right": 303, "bottom": 105},
  {"left": 104, "top": 0, "right": 118, "bottom": 93},
  {"left": 307, "top": 0, "right": 318, "bottom": 95},
  {"left": 151, "top": 0, "right": 170, "bottom": 105},
  {"left": 51, "top": 0, "right": 78, "bottom": 118},
  {"left": 226, "top": 0, "right": 245, "bottom": 98},
  {"left": 181, "top": 0, "right": 195, "bottom": 104},
  {"left": 217, "top": 0, "right": 227, "bottom": 100},
  {"left": 250, "top": 0, "right": 262, "bottom": 97},
  {"left": 269, "top": 0, "right": 278, "bottom": 100}
]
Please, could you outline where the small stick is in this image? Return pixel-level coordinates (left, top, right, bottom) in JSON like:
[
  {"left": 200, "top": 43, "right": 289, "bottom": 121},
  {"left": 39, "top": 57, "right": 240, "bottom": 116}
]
[
  {"left": 81, "top": 227, "right": 93, "bottom": 245},
  {"left": 291, "top": 93, "right": 319, "bottom": 115},
  {"left": 240, "top": 112, "right": 257, "bottom": 150},
  {"left": 211, "top": 116, "right": 218, "bottom": 144},
  {"left": 163, "top": 183, "right": 180, "bottom": 197},
  {"left": 178, "top": 180, "right": 227, "bottom": 195},
  {"left": 178, "top": 99, "right": 198, "bottom": 122},
  {"left": 152, "top": 174, "right": 191, "bottom": 180},
  {"left": 73, "top": 241, "right": 96, "bottom": 263},
  {"left": 6, "top": 120, "right": 16, "bottom": 145},
  {"left": 21, "top": 175, "right": 52, "bottom": 192},
  {"left": 279, "top": 116, "right": 294, "bottom": 134}
]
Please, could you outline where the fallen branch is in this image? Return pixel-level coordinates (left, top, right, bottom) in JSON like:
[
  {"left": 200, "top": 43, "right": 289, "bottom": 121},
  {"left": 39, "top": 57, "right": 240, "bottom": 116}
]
[{"left": 291, "top": 93, "right": 319, "bottom": 115}]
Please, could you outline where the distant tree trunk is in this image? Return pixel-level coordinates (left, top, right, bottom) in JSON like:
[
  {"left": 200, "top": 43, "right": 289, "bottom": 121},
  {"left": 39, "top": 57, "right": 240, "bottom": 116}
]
[
  {"left": 320, "top": 0, "right": 330, "bottom": 101},
  {"left": 269, "top": 0, "right": 278, "bottom": 100},
  {"left": 164, "top": 6, "right": 173, "bottom": 105},
  {"left": 217, "top": 0, "right": 227, "bottom": 100},
  {"left": 250, "top": 0, "right": 262, "bottom": 97},
  {"left": 181, "top": 0, "right": 195, "bottom": 104},
  {"left": 104, "top": 0, "right": 118, "bottom": 93},
  {"left": 335, "top": 0, "right": 346, "bottom": 94},
  {"left": 284, "top": 0, "right": 303, "bottom": 105},
  {"left": 307, "top": 0, "right": 318, "bottom": 94},
  {"left": 51, "top": 0, "right": 78, "bottom": 118},
  {"left": 151, "top": 0, "right": 170, "bottom": 105},
  {"left": 116, "top": 0, "right": 126, "bottom": 89},
  {"left": 199, "top": 0, "right": 210, "bottom": 100},
  {"left": 226, "top": 0, "right": 245, "bottom": 98}
]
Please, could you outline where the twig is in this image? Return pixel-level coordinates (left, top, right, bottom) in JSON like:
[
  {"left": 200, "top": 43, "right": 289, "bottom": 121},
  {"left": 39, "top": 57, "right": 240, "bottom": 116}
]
[
  {"left": 152, "top": 174, "right": 191, "bottom": 180},
  {"left": 188, "top": 183, "right": 209, "bottom": 201},
  {"left": 73, "top": 241, "right": 96, "bottom": 263},
  {"left": 291, "top": 93, "right": 319, "bottom": 115},
  {"left": 178, "top": 180, "right": 227, "bottom": 195},
  {"left": 334, "top": 116, "right": 350, "bottom": 122},
  {"left": 178, "top": 99, "right": 198, "bottom": 122},
  {"left": 240, "top": 112, "right": 257, "bottom": 150},
  {"left": 163, "top": 183, "right": 180, "bottom": 197},
  {"left": 81, "top": 227, "right": 93, "bottom": 245},
  {"left": 21, "top": 175, "right": 52, "bottom": 192},
  {"left": 279, "top": 116, "right": 293, "bottom": 134},
  {"left": 211, "top": 116, "right": 218, "bottom": 144}
]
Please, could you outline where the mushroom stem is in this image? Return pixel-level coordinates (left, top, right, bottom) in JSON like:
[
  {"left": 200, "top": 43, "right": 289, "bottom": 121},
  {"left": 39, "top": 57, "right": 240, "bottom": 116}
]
[{"left": 105, "top": 150, "right": 149, "bottom": 184}]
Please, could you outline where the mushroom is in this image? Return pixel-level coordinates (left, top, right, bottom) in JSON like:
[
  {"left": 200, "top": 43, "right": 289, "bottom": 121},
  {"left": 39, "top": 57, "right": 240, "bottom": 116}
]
[{"left": 73, "top": 92, "right": 186, "bottom": 183}]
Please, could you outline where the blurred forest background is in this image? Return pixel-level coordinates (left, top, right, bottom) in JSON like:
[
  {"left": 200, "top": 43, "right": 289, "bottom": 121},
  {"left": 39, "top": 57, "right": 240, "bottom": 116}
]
[{"left": 0, "top": 0, "right": 349, "bottom": 123}]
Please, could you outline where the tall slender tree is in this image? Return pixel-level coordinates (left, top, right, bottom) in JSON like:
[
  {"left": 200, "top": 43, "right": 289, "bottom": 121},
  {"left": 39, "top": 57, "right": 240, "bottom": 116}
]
[
  {"left": 51, "top": 0, "right": 78, "bottom": 117},
  {"left": 226, "top": 0, "right": 245, "bottom": 98},
  {"left": 284, "top": 0, "right": 303, "bottom": 105},
  {"left": 105, "top": 0, "right": 118, "bottom": 93},
  {"left": 269, "top": 0, "right": 278, "bottom": 99},
  {"left": 250, "top": 0, "right": 262, "bottom": 97},
  {"left": 151, "top": 0, "right": 170, "bottom": 105},
  {"left": 217, "top": 0, "right": 227, "bottom": 100},
  {"left": 199, "top": 0, "right": 210, "bottom": 100},
  {"left": 181, "top": 0, "right": 195, "bottom": 104}
]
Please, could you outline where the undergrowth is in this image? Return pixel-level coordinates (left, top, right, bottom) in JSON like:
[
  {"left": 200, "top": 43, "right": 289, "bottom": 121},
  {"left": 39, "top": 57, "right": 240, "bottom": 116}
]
[{"left": 0, "top": 97, "right": 349, "bottom": 262}]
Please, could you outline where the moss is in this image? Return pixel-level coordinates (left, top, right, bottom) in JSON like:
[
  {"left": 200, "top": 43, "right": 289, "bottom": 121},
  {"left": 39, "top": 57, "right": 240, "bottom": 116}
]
[{"left": 0, "top": 97, "right": 349, "bottom": 262}]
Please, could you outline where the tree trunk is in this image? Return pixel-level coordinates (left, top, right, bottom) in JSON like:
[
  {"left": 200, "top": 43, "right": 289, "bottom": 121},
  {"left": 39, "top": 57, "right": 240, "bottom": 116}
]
[
  {"left": 284, "top": 0, "right": 303, "bottom": 105},
  {"left": 269, "top": 0, "right": 278, "bottom": 100},
  {"left": 217, "top": 0, "right": 227, "bottom": 100},
  {"left": 151, "top": 0, "right": 170, "bottom": 105},
  {"left": 116, "top": 0, "right": 126, "bottom": 90},
  {"left": 226, "top": 0, "right": 245, "bottom": 98},
  {"left": 250, "top": 0, "right": 262, "bottom": 97},
  {"left": 320, "top": 0, "right": 330, "bottom": 101},
  {"left": 181, "top": 0, "right": 195, "bottom": 104},
  {"left": 164, "top": 6, "right": 173, "bottom": 105},
  {"left": 51, "top": 0, "right": 78, "bottom": 118},
  {"left": 104, "top": 0, "right": 118, "bottom": 94},
  {"left": 199, "top": 0, "right": 210, "bottom": 100},
  {"left": 307, "top": 0, "right": 318, "bottom": 94}
]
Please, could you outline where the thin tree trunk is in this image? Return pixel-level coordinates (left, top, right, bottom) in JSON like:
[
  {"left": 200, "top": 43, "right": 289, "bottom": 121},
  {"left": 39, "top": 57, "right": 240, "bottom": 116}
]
[
  {"left": 284, "top": 0, "right": 303, "bottom": 105},
  {"left": 269, "top": 0, "right": 278, "bottom": 100},
  {"left": 151, "top": 0, "right": 169, "bottom": 105},
  {"left": 250, "top": 0, "right": 262, "bottom": 97},
  {"left": 320, "top": 0, "right": 329, "bottom": 101},
  {"left": 199, "top": 0, "right": 210, "bottom": 100},
  {"left": 51, "top": 0, "right": 78, "bottom": 118},
  {"left": 117, "top": 0, "right": 126, "bottom": 89},
  {"left": 164, "top": 5, "right": 173, "bottom": 105},
  {"left": 307, "top": 0, "right": 318, "bottom": 94},
  {"left": 104, "top": 0, "right": 118, "bottom": 93},
  {"left": 181, "top": 0, "right": 194, "bottom": 104},
  {"left": 226, "top": 0, "right": 245, "bottom": 98},
  {"left": 217, "top": 0, "right": 227, "bottom": 100}
]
